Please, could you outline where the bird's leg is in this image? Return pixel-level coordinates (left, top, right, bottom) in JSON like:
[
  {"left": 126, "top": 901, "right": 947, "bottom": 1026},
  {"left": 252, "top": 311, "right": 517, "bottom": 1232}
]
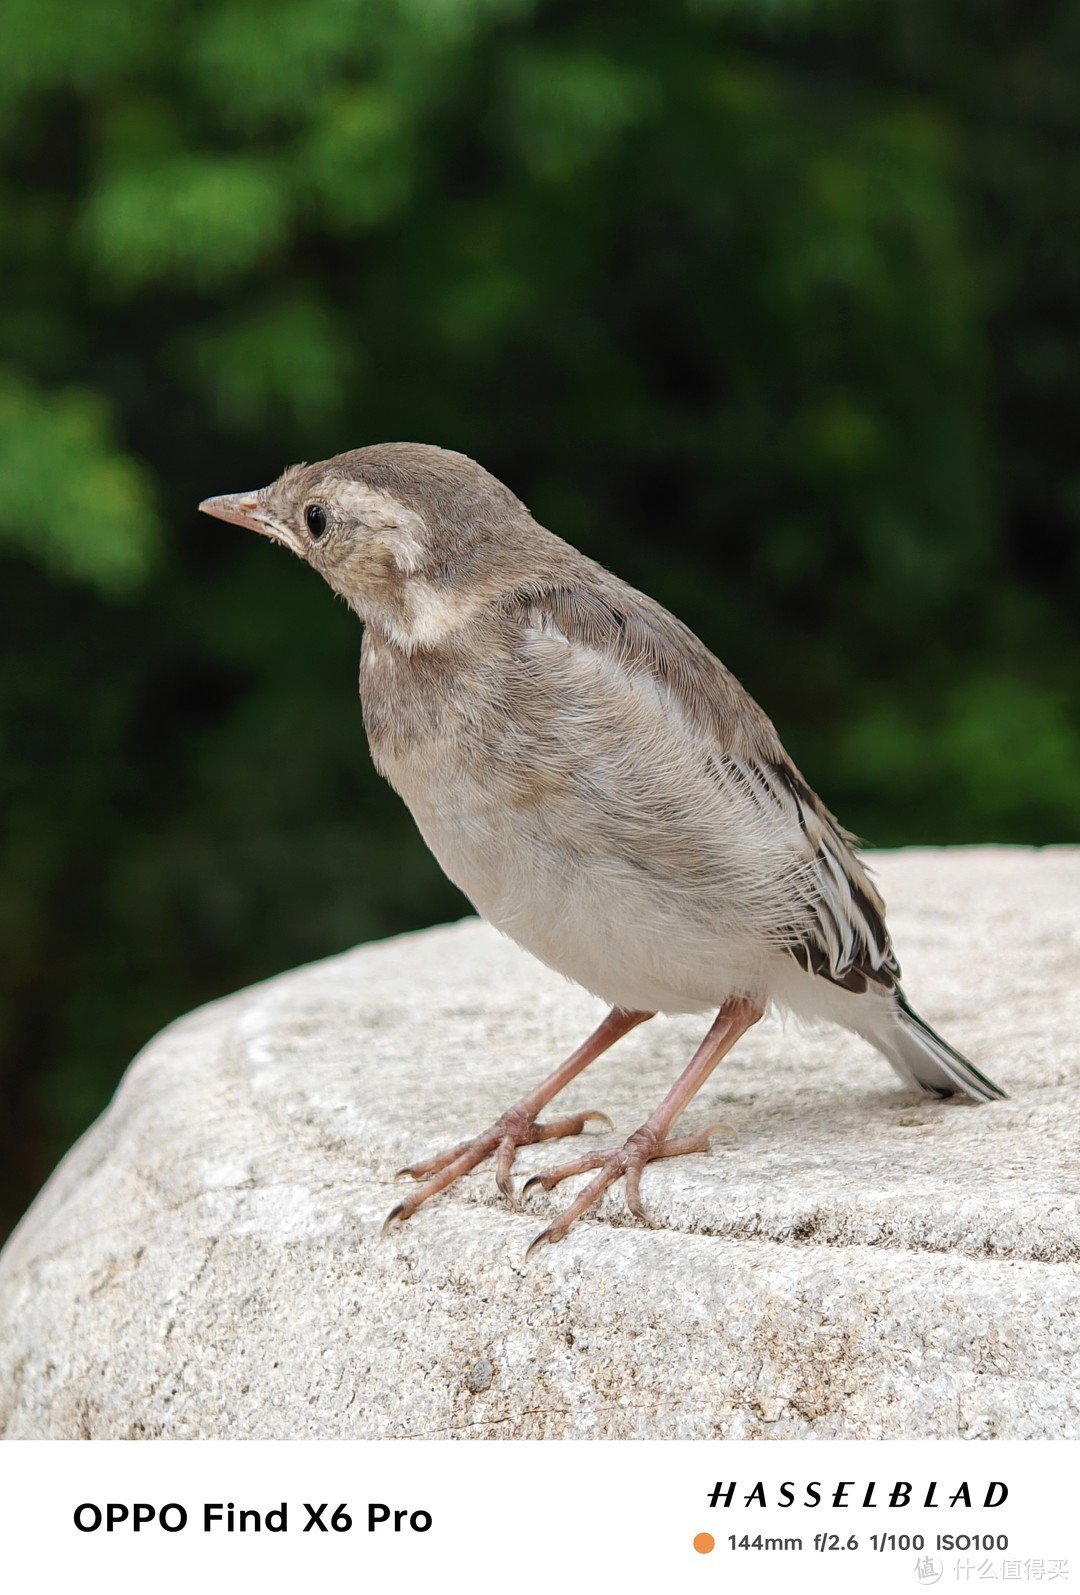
[
  {"left": 382, "top": 1006, "right": 654, "bottom": 1232},
  {"left": 525, "top": 996, "right": 763, "bottom": 1253}
]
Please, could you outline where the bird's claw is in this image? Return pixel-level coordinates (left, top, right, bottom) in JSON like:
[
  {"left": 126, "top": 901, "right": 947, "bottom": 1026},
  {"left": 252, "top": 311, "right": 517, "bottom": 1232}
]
[
  {"left": 519, "top": 1120, "right": 731, "bottom": 1250},
  {"left": 381, "top": 1203, "right": 406, "bottom": 1237},
  {"left": 524, "top": 1226, "right": 555, "bottom": 1260},
  {"left": 383, "top": 1104, "right": 619, "bottom": 1232},
  {"left": 700, "top": 1121, "right": 738, "bottom": 1147}
]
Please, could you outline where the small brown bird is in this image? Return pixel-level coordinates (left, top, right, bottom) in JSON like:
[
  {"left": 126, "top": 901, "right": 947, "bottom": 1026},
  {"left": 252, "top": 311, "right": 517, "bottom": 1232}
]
[{"left": 200, "top": 444, "right": 1004, "bottom": 1251}]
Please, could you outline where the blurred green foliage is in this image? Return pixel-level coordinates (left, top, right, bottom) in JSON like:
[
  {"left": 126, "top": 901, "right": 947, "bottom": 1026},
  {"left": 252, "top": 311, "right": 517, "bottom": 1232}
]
[{"left": 1, "top": 0, "right": 1078, "bottom": 1240}]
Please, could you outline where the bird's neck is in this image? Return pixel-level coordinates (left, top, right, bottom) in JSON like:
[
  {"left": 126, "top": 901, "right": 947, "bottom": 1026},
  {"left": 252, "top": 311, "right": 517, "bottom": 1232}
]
[{"left": 357, "top": 574, "right": 488, "bottom": 656}]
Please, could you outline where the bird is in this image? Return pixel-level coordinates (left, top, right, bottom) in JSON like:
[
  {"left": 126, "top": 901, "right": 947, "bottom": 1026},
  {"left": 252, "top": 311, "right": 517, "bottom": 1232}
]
[{"left": 199, "top": 443, "right": 1005, "bottom": 1252}]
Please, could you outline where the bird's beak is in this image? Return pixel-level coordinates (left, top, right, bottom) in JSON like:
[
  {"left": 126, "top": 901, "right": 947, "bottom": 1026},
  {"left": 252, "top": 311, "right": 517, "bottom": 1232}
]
[
  {"left": 199, "top": 490, "right": 266, "bottom": 532},
  {"left": 199, "top": 488, "right": 298, "bottom": 552}
]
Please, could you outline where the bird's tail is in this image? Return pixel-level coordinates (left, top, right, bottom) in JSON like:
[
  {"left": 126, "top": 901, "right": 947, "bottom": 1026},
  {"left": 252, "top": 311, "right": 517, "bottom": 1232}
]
[{"left": 865, "top": 992, "right": 1006, "bottom": 1102}]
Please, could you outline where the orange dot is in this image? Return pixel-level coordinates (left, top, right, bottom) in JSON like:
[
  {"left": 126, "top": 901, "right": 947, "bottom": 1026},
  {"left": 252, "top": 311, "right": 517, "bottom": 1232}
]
[{"left": 693, "top": 1533, "right": 715, "bottom": 1555}]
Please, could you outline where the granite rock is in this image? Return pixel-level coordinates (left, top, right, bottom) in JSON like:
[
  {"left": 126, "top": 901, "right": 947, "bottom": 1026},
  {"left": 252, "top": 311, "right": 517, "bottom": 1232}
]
[{"left": 0, "top": 846, "right": 1077, "bottom": 1440}]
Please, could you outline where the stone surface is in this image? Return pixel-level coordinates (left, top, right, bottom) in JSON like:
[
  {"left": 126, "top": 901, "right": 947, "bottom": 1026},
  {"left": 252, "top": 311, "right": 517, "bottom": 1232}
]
[{"left": 0, "top": 846, "right": 1077, "bottom": 1441}]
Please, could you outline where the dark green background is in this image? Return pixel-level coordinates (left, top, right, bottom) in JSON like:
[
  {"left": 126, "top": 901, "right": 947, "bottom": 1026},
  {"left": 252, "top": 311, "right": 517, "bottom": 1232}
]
[{"left": 2, "top": 0, "right": 1078, "bottom": 1244}]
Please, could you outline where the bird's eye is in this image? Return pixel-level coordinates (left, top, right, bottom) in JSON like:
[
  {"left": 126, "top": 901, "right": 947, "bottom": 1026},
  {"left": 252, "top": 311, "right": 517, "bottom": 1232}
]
[{"left": 305, "top": 504, "right": 327, "bottom": 539}]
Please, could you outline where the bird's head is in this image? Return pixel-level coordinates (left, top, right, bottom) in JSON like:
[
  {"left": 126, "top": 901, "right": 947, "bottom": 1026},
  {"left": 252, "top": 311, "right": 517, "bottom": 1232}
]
[{"left": 199, "top": 442, "right": 535, "bottom": 649}]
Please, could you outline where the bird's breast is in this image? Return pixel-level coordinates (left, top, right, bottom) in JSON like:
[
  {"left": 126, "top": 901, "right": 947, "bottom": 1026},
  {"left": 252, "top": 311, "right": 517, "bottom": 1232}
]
[{"left": 358, "top": 622, "right": 817, "bottom": 1012}]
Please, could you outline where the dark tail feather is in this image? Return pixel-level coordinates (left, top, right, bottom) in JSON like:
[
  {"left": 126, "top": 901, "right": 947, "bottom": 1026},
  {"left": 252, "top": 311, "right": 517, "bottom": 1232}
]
[{"left": 869, "top": 992, "right": 1006, "bottom": 1102}]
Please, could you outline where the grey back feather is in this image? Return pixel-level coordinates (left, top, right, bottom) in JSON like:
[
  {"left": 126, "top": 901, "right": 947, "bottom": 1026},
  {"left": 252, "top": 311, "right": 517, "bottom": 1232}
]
[{"left": 499, "top": 575, "right": 901, "bottom": 998}]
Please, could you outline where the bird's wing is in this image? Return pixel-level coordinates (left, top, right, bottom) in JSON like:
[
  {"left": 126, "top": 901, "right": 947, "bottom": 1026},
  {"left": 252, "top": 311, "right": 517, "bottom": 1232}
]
[
  {"left": 500, "top": 576, "right": 900, "bottom": 997},
  {"left": 745, "top": 757, "right": 901, "bottom": 994}
]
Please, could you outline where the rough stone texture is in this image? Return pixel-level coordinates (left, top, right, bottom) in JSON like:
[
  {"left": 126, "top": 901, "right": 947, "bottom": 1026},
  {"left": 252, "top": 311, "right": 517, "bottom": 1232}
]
[{"left": 0, "top": 846, "right": 1077, "bottom": 1441}]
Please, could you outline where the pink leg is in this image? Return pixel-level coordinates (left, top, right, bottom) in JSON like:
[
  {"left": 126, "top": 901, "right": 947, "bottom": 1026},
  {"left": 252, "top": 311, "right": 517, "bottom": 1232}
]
[
  {"left": 525, "top": 996, "right": 763, "bottom": 1255},
  {"left": 383, "top": 1006, "right": 654, "bottom": 1233}
]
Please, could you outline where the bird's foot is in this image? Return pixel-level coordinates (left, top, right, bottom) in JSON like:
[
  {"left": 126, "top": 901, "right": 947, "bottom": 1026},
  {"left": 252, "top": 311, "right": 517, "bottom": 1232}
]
[
  {"left": 382, "top": 1105, "right": 613, "bottom": 1233},
  {"left": 522, "top": 1121, "right": 733, "bottom": 1254}
]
